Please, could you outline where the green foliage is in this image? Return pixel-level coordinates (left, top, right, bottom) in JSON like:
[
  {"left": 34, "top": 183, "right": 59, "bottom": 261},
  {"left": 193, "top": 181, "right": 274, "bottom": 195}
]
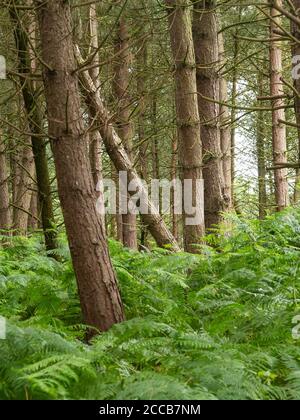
[{"left": 1, "top": 210, "right": 300, "bottom": 400}]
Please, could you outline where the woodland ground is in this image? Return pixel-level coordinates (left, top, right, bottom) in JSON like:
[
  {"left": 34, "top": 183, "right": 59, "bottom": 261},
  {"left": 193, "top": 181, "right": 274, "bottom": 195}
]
[{"left": 1, "top": 210, "right": 300, "bottom": 400}]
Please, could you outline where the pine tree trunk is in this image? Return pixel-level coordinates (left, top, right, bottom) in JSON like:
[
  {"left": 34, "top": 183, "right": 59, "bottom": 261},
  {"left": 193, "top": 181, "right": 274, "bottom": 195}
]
[
  {"left": 257, "top": 73, "right": 267, "bottom": 219},
  {"left": 165, "top": 0, "right": 204, "bottom": 252},
  {"left": 218, "top": 31, "right": 232, "bottom": 209},
  {"left": 0, "top": 134, "right": 11, "bottom": 233},
  {"left": 35, "top": 0, "right": 125, "bottom": 335},
  {"left": 270, "top": 0, "right": 289, "bottom": 211},
  {"left": 291, "top": 0, "right": 300, "bottom": 203},
  {"left": 113, "top": 19, "right": 137, "bottom": 250},
  {"left": 192, "top": 0, "right": 229, "bottom": 230},
  {"left": 12, "top": 135, "right": 34, "bottom": 235}
]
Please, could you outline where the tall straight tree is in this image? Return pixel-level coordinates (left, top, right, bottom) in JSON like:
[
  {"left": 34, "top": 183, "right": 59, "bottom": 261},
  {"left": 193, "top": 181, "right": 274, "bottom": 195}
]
[
  {"left": 269, "top": 0, "right": 289, "bottom": 210},
  {"left": 113, "top": 18, "right": 137, "bottom": 250},
  {"left": 35, "top": 0, "right": 124, "bottom": 334},
  {"left": 192, "top": 0, "right": 229, "bottom": 229},
  {"left": 165, "top": 0, "right": 205, "bottom": 252},
  {"left": 291, "top": 0, "right": 300, "bottom": 203}
]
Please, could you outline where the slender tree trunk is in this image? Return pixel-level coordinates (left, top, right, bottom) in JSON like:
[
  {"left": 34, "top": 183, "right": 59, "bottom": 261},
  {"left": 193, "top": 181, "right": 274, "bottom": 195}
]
[
  {"left": 291, "top": 0, "right": 300, "bottom": 203},
  {"left": 137, "top": 35, "right": 149, "bottom": 248},
  {"left": 28, "top": 186, "right": 39, "bottom": 230},
  {"left": 10, "top": 6, "right": 58, "bottom": 250},
  {"left": 0, "top": 134, "right": 11, "bottom": 233},
  {"left": 270, "top": 0, "right": 289, "bottom": 211},
  {"left": 230, "top": 32, "right": 239, "bottom": 209},
  {"left": 218, "top": 31, "right": 232, "bottom": 209},
  {"left": 256, "top": 73, "right": 267, "bottom": 219},
  {"left": 165, "top": 0, "right": 204, "bottom": 252},
  {"left": 171, "top": 134, "right": 179, "bottom": 241},
  {"left": 113, "top": 18, "right": 137, "bottom": 249},
  {"left": 192, "top": 0, "right": 228, "bottom": 230},
  {"left": 75, "top": 49, "right": 180, "bottom": 252},
  {"left": 12, "top": 135, "right": 34, "bottom": 235},
  {"left": 35, "top": 0, "right": 125, "bottom": 335},
  {"left": 88, "top": 3, "right": 103, "bottom": 188}
]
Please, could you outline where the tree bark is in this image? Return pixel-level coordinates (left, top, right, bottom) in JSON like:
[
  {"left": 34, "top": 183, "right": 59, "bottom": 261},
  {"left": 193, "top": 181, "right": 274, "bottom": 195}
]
[
  {"left": 256, "top": 73, "right": 267, "bottom": 219},
  {"left": 12, "top": 134, "right": 34, "bottom": 235},
  {"left": 218, "top": 31, "right": 232, "bottom": 209},
  {"left": 270, "top": 0, "right": 289, "bottom": 210},
  {"left": 0, "top": 133, "right": 11, "bottom": 233},
  {"left": 291, "top": 0, "right": 300, "bottom": 203},
  {"left": 113, "top": 18, "right": 137, "bottom": 250},
  {"left": 35, "top": 0, "right": 125, "bottom": 335},
  {"left": 192, "top": 0, "right": 229, "bottom": 230},
  {"left": 88, "top": 3, "right": 103, "bottom": 188},
  {"left": 165, "top": 0, "right": 204, "bottom": 252}
]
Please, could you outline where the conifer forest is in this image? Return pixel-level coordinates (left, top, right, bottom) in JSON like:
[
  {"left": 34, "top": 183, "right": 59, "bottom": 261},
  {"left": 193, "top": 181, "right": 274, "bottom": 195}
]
[{"left": 1, "top": 0, "right": 300, "bottom": 403}]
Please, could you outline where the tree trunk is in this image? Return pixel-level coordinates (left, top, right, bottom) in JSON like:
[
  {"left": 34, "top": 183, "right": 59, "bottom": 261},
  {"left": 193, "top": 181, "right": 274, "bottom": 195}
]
[
  {"left": 270, "top": 0, "right": 289, "bottom": 211},
  {"left": 0, "top": 134, "right": 11, "bottom": 233},
  {"left": 192, "top": 0, "right": 229, "bottom": 230},
  {"left": 218, "top": 31, "right": 232, "bottom": 209},
  {"left": 10, "top": 5, "right": 58, "bottom": 251},
  {"left": 256, "top": 73, "right": 267, "bottom": 219},
  {"left": 75, "top": 48, "right": 180, "bottom": 252},
  {"left": 12, "top": 135, "right": 34, "bottom": 235},
  {"left": 88, "top": 3, "right": 103, "bottom": 188},
  {"left": 165, "top": 0, "right": 204, "bottom": 252},
  {"left": 35, "top": 0, "right": 125, "bottom": 335},
  {"left": 113, "top": 18, "right": 137, "bottom": 250},
  {"left": 291, "top": 0, "right": 300, "bottom": 203}
]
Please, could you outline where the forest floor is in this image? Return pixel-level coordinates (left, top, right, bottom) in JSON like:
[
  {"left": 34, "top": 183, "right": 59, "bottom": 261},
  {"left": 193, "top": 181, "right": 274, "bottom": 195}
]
[{"left": 1, "top": 210, "right": 300, "bottom": 400}]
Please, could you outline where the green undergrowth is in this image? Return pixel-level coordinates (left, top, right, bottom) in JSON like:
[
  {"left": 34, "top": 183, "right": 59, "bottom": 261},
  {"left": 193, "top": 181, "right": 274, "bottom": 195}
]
[{"left": 1, "top": 209, "right": 300, "bottom": 400}]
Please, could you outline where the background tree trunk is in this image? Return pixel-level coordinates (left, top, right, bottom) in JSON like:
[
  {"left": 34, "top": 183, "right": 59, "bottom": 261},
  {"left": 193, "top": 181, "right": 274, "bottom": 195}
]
[
  {"left": 192, "top": 0, "right": 229, "bottom": 230},
  {"left": 0, "top": 133, "right": 11, "bottom": 233},
  {"left": 270, "top": 0, "right": 289, "bottom": 211},
  {"left": 166, "top": 0, "right": 205, "bottom": 252},
  {"left": 113, "top": 18, "right": 137, "bottom": 250}
]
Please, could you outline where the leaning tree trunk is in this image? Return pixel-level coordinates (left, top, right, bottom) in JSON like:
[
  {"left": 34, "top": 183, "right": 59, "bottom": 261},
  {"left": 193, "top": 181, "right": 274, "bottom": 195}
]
[
  {"left": 0, "top": 133, "right": 11, "bottom": 233},
  {"left": 270, "top": 0, "right": 289, "bottom": 211},
  {"left": 35, "top": 0, "right": 125, "bottom": 335},
  {"left": 10, "top": 5, "right": 58, "bottom": 251},
  {"left": 192, "top": 0, "right": 229, "bottom": 230},
  {"left": 75, "top": 48, "right": 180, "bottom": 252},
  {"left": 165, "top": 0, "right": 205, "bottom": 252},
  {"left": 113, "top": 18, "right": 137, "bottom": 250}
]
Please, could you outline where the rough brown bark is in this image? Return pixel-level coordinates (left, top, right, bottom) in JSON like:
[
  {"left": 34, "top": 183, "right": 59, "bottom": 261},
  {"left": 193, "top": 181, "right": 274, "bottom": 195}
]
[
  {"left": 12, "top": 134, "right": 34, "bottom": 235},
  {"left": 35, "top": 0, "right": 125, "bottom": 334},
  {"left": 257, "top": 73, "right": 267, "bottom": 219},
  {"left": 192, "top": 0, "right": 229, "bottom": 229},
  {"left": 291, "top": 0, "right": 300, "bottom": 203},
  {"left": 88, "top": 3, "right": 103, "bottom": 188},
  {"left": 113, "top": 18, "right": 137, "bottom": 250},
  {"left": 166, "top": 0, "right": 204, "bottom": 252},
  {"left": 75, "top": 49, "right": 180, "bottom": 252},
  {"left": 218, "top": 31, "right": 232, "bottom": 209},
  {"left": 270, "top": 0, "right": 289, "bottom": 210},
  {"left": 0, "top": 134, "right": 11, "bottom": 233}
]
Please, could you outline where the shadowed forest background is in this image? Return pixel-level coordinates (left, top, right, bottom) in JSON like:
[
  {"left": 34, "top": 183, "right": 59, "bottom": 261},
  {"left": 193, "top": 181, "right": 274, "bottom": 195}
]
[{"left": 1, "top": 0, "right": 300, "bottom": 400}]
